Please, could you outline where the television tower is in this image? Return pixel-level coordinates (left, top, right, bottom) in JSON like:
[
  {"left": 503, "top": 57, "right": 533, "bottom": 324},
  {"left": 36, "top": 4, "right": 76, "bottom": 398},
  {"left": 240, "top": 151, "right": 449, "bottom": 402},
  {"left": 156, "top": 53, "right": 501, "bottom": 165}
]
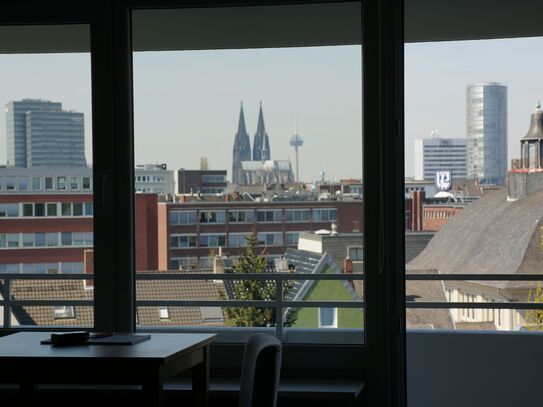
[{"left": 289, "top": 118, "right": 304, "bottom": 182}]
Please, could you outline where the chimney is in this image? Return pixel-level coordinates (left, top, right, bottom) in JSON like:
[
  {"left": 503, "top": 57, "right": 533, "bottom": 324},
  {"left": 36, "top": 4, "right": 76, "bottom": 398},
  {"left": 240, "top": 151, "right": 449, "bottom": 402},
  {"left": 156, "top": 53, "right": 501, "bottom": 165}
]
[{"left": 84, "top": 249, "right": 94, "bottom": 289}]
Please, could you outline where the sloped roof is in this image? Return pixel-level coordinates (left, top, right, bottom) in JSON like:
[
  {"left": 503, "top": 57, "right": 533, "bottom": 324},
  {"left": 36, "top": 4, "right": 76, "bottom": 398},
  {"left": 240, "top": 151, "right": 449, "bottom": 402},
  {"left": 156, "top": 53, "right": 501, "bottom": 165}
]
[
  {"left": 408, "top": 188, "right": 543, "bottom": 288},
  {"left": 9, "top": 271, "right": 226, "bottom": 327}
]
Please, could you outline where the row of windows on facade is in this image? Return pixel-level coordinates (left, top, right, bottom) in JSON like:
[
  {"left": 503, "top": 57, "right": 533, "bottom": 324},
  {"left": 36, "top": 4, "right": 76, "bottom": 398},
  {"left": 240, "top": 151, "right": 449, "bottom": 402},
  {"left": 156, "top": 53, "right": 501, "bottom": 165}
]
[
  {"left": 135, "top": 175, "right": 166, "bottom": 183},
  {"left": 424, "top": 210, "right": 453, "bottom": 219},
  {"left": 0, "top": 261, "right": 84, "bottom": 274},
  {"left": 0, "top": 176, "right": 92, "bottom": 192},
  {"left": 0, "top": 202, "right": 93, "bottom": 217},
  {"left": 169, "top": 208, "right": 337, "bottom": 225},
  {"left": 201, "top": 175, "right": 227, "bottom": 183},
  {"left": 170, "top": 231, "right": 302, "bottom": 248},
  {"left": 0, "top": 232, "right": 93, "bottom": 249},
  {"left": 446, "top": 289, "right": 509, "bottom": 327}
]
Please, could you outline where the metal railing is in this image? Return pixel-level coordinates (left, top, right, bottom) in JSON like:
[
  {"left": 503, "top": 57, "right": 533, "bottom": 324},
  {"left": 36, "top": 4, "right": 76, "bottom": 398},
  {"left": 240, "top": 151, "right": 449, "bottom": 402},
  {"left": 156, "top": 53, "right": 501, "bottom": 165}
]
[{"left": 1, "top": 272, "right": 543, "bottom": 338}]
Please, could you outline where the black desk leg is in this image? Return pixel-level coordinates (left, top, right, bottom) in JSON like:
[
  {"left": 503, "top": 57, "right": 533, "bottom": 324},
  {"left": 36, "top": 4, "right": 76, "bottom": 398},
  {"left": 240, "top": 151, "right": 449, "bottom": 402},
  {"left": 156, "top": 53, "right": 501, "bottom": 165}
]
[
  {"left": 192, "top": 345, "right": 210, "bottom": 407},
  {"left": 143, "top": 368, "right": 164, "bottom": 407},
  {"left": 20, "top": 383, "right": 37, "bottom": 403}
]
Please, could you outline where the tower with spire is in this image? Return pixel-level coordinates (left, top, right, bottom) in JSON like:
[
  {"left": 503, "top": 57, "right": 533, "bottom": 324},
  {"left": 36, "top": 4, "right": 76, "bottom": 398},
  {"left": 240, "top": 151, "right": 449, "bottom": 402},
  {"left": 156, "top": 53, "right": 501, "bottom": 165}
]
[
  {"left": 252, "top": 102, "right": 271, "bottom": 161},
  {"left": 232, "top": 102, "right": 252, "bottom": 184}
]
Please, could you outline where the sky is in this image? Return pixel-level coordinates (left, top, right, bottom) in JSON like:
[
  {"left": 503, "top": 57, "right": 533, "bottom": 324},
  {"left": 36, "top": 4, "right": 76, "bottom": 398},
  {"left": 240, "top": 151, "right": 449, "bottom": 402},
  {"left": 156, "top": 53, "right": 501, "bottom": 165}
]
[{"left": 1, "top": 36, "right": 543, "bottom": 180}]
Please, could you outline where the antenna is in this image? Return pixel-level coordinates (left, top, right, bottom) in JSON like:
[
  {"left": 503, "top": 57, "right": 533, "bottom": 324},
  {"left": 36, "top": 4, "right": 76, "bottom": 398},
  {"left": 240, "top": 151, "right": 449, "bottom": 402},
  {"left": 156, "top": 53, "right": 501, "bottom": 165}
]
[{"left": 289, "top": 116, "right": 304, "bottom": 183}]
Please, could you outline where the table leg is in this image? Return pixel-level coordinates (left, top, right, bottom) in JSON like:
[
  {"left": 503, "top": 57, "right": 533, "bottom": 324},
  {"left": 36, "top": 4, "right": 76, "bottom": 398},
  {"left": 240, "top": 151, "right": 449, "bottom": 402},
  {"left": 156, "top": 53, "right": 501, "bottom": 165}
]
[
  {"left": 142, "top": 368, "right": 164, "bottom": 407},
  {"left": 19, "top": 382, "right": 37, "bottom": 403},
  {"left": 192, "top": 345, "right": 210, "bottom": 407}
]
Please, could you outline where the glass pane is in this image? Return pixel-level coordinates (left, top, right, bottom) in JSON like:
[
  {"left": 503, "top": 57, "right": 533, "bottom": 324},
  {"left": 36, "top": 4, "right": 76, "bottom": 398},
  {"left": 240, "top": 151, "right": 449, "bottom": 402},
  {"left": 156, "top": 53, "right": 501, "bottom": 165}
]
[
  {"left": 0, "top": 24, "right": 94, "bottom": 328},
  {"left": 132, "top": 4, "right": 363, "bottom": 341},
  {"left": 405, "top": 37, "right": 543, "bottom": 332}
]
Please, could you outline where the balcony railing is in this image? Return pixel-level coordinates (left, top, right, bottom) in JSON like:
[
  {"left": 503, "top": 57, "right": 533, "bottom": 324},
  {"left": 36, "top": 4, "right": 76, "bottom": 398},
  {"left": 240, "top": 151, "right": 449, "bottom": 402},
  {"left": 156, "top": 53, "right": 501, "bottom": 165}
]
[{"left": 1, "top": 272, "right": 543, "bottom": 337}]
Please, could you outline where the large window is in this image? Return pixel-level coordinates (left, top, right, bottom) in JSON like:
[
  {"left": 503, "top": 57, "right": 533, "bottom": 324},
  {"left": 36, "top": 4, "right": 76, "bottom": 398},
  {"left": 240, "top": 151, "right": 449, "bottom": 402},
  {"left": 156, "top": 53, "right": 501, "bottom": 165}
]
[{"left": 0, "top": 23, "right": 94, "bottom": 328}]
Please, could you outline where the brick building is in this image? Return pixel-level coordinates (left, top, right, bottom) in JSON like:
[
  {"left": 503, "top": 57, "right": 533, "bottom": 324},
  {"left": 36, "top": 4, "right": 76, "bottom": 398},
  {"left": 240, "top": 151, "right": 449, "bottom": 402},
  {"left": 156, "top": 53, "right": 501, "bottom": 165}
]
[{"left": 156, "top": 197, "right": 363, "bottom": 270}]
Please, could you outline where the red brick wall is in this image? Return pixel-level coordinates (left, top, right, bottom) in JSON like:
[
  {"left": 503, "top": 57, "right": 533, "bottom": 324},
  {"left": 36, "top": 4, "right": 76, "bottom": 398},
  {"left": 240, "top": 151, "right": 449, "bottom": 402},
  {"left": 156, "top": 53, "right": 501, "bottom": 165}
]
[
  {"left": 423, "top": 206, "right": 462, "bottom": 231},
  {"left": 134, "top": 194, "right": 158, "bottom": 271}
]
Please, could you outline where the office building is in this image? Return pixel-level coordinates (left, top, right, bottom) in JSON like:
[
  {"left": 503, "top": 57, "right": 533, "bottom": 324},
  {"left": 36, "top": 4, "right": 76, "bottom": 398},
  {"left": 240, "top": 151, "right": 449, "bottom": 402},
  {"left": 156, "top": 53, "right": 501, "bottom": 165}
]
[
  {"left": 135, "top": 164, "right": 175, "bottom": 195},
  {"left": 414, "top": 138, "right": 467, "bottom": 181},
  {"left": 6, "top": 99, "right": 87, "bottom": 168},
  {"left": 176, "top": 169, "right": 227, "bottom": 194},
  {"left": 466, "top": 83, "right": 508, "bottom": 185}
]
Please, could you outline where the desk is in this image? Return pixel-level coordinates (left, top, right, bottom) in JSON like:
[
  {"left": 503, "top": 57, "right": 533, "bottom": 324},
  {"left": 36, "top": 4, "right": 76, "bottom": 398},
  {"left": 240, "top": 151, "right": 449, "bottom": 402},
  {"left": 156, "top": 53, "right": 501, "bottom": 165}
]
[{"left": 0, "top": 332, "right": 216, "bottom": 407}]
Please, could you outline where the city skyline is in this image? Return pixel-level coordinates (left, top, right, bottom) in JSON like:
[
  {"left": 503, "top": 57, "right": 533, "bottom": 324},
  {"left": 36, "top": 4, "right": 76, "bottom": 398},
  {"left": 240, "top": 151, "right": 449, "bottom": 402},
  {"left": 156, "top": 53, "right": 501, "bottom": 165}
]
[{"left": 4, "top": 37, "right": 543, "bottom": 180}]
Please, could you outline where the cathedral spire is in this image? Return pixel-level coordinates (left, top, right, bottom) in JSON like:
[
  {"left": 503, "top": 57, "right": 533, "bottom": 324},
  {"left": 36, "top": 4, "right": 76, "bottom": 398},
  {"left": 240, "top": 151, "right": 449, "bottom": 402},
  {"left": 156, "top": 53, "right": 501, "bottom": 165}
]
[
  {"left": 237, "top": 101, "right": 247, "bottom": 134},
  {"left": 232, "top": 101, "right": 251, "bottom": 184},
  {"left": 253, "top": 101, "right": 271, "bottom": 161}
]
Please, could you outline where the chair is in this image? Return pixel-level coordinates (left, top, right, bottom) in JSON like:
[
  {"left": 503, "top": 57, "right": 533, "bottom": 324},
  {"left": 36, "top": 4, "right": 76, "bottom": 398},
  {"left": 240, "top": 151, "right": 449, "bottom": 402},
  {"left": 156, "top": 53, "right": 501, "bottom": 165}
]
[{"left": 239, "top": 333, "right": 282, "bottom": 407}]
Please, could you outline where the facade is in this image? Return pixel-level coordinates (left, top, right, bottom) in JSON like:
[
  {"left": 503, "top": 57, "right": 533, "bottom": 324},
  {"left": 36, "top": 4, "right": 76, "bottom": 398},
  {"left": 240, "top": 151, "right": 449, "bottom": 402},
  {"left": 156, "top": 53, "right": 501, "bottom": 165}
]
[
  {"left": 135, "top": 164, "right": 175, "bottom": 195},
  {"left": 26, "top": 110, "right": 86, "bottom": 167},
  {"left": 414, "top": 138, "right": 467, "bottom": 181},
  {"left": 176, "top": 169, "right": 227, "bottom": 194},
  {"left": 466, "top": 83, "right": 508, "bottom": 185},
  {"left": 240, "top": 160, "right": 294, "bottom": 186},
  {"left": 231, "top": 103, "right": 252, "bottom": 185},
  {"left": 6, "top": 99, "right": 87, "bottom": 168},
  {"left": 158, "top": 198, "right": 363, "bottom": 270},
  {"left": 0, "top": 167, "right": 158, "bottom": 274},
  {"left": 252, "top": 103, "right": 270, "bottom": 161}
]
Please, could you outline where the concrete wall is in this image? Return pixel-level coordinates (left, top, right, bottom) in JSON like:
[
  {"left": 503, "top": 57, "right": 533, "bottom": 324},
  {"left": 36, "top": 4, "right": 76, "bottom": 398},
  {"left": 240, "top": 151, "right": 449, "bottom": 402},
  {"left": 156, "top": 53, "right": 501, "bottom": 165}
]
[{"left": 407, "top": 330, "right": 543, "bottom": 407}]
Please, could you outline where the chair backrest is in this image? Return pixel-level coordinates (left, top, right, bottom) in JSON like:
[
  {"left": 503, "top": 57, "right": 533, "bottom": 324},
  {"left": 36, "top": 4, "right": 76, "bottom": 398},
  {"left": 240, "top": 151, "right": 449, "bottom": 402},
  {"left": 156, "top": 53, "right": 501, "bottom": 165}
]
[{"left": 239, "top": 333, "right": 282, "bottom": 407}]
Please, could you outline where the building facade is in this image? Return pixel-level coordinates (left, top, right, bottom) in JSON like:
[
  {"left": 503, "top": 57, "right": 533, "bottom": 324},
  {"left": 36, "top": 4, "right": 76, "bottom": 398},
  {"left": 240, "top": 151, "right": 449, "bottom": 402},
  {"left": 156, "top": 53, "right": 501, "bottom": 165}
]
[
  {"left": 466, "top": 83, "right": 508, "bottom": 185},
  {"left": 414, "top": 138, "right": 467, "bottom": 181},
  {"left": 135, "top": 164, "right": 175, "bottom": 195},
  {"left": 158, "top": 198, "right": 363, "bottom": 270},
  {"left": 176, "top": 169, "right": 227, "bottom": 195},
  {"left": 6, "top": 99, "right": 87, "bottom": 168}
]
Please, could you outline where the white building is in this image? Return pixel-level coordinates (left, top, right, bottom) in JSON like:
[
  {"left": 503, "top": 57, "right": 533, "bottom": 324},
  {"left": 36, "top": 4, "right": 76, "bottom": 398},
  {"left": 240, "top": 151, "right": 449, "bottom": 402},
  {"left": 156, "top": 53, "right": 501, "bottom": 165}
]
[
  {"left": 414, "top": 138, "right": 467, "bottom": 181},
  {"left": 134, "top": 164, "right": 175, "bottom": 195}
]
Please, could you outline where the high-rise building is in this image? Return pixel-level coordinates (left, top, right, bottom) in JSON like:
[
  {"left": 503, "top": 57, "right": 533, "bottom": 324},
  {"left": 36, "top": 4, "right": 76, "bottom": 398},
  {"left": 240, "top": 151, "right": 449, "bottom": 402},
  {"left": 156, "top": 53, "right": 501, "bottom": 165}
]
[
  {"left": 252, "top": 102, "right": 270, "bottom": 161},
  {"left": 6, "top": 99, "right": 61, "bottom": 167},
  {"left": 414, "top": 138, "right": 467, "bottom": 181},
  {"left": 232, "top": 103, "right": 251, "bottom": 184},
  {"left": 6, "top": 99, "right": 86, "bottom": 168},
  {"left": 466, "top": 83, "right": 508, "bottom": 185}
]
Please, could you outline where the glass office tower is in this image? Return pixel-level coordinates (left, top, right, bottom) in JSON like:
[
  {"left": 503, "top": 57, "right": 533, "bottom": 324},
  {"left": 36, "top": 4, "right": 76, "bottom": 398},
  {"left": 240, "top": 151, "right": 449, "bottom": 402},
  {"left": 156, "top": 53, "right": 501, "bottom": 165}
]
[{"left": 466, "top": 83, "right": 507, "bottom": 185}]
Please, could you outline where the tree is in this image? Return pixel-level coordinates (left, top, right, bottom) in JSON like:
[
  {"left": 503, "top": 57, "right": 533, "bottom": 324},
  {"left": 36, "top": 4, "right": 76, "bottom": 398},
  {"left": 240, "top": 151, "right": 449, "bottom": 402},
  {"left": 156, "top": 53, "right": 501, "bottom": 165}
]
[
  {"left": 199, "top": 156, "right": 209, "bottom": 170},
  {"left": 222, "top": 234, "right": 296, "bottom": 327},
  {"left": 525, "top": 283, "right": 543, "bottom": 331}
]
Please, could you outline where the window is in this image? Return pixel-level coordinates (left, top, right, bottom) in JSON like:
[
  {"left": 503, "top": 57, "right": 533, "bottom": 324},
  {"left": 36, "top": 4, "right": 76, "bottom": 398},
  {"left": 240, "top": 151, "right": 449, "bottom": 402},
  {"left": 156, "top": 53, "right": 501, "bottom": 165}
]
[
  {"left": 73, "top": 203, "right": 84, "bottom": 216},
  {"left": 0, "top": 204, "right": 18, "bottom": 217},
  {"left": 159, "top": 307, "right": 170, "bottom": 320},
  {"left": 228, "top": 210, "right": 254, "bottom": 223},
  {"left": 285, "top": 209, "right": 310, "bottom": 222},
  {"left": 57, "top": 176, "right": 67, "bottom": 190},
  {"left": 6, "top": 177, "right": 16, "bottom": 190},
  {"left": 312, "top": 208, "right": 337, "bottom": 222},
  {"left": 18, "top": 177, "right": 29, "bottom": 191},
  {"left": 23, "top": 233, "right": 34, "bottom": 247},
  {"left": 199, "top": 234, "right": 226, "bottom": 248},
  {"left": 69, "top": 177, "right": 79, "bottom": 190},
  {"left": 46, "top": 203, "right": 58, "bottom": 217},
  {"left": 228, "top": 233, "right": 250, "bottom": 247},
  {"left": 84, "top": 202, "right": 93, "bottom": 216},
  {"left": 348, "top": 246, "right": 364, "bottom": 261},
  {"left": 32, "top": 177, "right": 42, "bottom": 190},
  {"left": 199, "top": 210, "right": 226, "bottom": 224},
  {"left": 54, "top": 306, "right": 75, "bottom": 319},
  {"left": 45, "top": 177, "right": 54, "bottom": 190},
  {"left": 285, "top": 232, "right": 303, "bottom": 246},
  {"left": 202, "top": 174, "right": 226, "bottom": 183},
  {"left": 61, "top": 203, "right": 72, "bottom": 216},
  {"left": 34, "top": 203, "right": 46, "bottom": 217},
  {"left": 257, "top": 209, "right": 282, "bottom": 223},
  {"left": 170, "top": 234, "right": 197, "bottom": 248},
  {"left": 23, "top": 203, "right": 33, "bottom": 217},
  {"left": 82, "top": 176, "right": 91, "bottom": 190},
  {"left": 257, "top": 232, "right": 283, "bottom": 246},
  {"left": 318, "top": 307, "right": 338, "bottom": 328},
  {"left": 6, "top": 234, "right": 19, "bottom": 248},
  {"left": 169, "top": 210, "right": 197, "bottom": 225}
]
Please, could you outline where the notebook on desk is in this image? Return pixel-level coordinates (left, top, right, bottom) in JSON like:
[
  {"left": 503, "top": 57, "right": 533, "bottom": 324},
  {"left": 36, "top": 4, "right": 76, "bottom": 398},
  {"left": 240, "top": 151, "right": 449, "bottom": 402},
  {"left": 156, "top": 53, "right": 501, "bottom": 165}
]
[{"left": 41, "top": 333, "right": 151, "bottom": 346}]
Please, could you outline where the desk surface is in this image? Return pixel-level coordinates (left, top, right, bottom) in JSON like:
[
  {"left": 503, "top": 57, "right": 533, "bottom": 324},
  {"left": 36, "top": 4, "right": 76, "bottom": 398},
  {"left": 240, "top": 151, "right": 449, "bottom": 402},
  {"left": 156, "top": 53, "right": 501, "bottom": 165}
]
[{"left": 0, "top": 332, "right": 216, "bottom": 363}]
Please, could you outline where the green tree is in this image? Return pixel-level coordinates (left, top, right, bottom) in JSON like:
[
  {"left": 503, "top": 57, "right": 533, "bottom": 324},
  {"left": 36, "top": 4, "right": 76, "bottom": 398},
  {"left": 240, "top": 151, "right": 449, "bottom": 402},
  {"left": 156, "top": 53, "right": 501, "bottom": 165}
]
[
  {"left": 222, "top": 234, "right": 296, "bottom": 327},
  {"left": 525, "top": 283, "right": 543, "bottom": 331}
]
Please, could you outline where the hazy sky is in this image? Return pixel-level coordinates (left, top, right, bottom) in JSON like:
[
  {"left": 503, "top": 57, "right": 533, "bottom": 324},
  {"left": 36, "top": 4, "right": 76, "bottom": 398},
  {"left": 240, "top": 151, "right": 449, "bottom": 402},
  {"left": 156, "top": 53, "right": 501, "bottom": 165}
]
[{"left": 1, "top": 36, "right": 543, "bottom": 180}]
